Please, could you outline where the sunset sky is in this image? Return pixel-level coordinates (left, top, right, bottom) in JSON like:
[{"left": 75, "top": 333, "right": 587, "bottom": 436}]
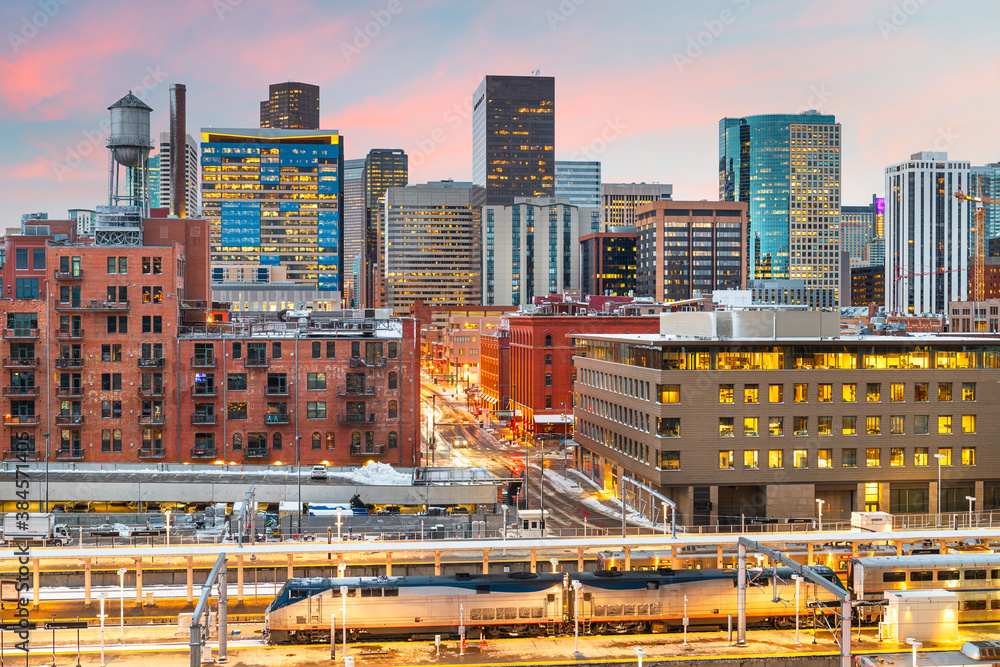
[{"left": 0, "top": 0, "right": 997, "bottom": 222}]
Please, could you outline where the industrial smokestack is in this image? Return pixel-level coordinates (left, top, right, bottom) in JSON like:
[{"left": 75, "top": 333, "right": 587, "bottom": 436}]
[{"left": 169, "top": 83, "right": 187, "bottom": 218}]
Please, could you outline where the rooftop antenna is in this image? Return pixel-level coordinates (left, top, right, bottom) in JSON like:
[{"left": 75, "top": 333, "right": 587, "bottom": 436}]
[{"left": 532, "top": 68, "right": 541, "bottom": 76}]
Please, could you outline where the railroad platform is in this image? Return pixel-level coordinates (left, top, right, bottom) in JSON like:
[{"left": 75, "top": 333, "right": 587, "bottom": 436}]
[{"left": 2, "top": 623, "right": 998, "bottom": 667}]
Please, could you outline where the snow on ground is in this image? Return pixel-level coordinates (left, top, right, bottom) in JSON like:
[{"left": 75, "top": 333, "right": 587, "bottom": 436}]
[
  {"left": 527, "top": 464, "right": 657, "bottom": 528},
  {"left": 328, "top": 461, "right": 410, "bottom": 486}
]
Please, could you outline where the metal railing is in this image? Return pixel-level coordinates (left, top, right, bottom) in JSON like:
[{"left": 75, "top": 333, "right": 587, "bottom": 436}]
[
  {"left": 53, "top": 269, "right": 83, "bottom": 280},
  {"left": 55, "top": 386, "right": 84, "bottom": 397},
  {"left": 190, "top": 356, "right": 216, "bottom": 368},
  {"left": 54, "top": 414, "right": 85, "bottom": 426},
  {"left": 4, "top": 415, "right": 39, "bottom": 425},
  {"left": 3, "top": 385, "right": 39, "bottom": 396},
  {"left": 338, "top": 413, "right": 374, "bottom": 424},
  {"left": 54, "top": 357, "right": 84, "bottom": 368},
  {"left": 191, "top": 414, "right": 217, "bottom": 425},
  {"left": 137, "top": 357, "right": 165, "bottom": 368},
  {"left": 3, "top": 357, "right": 39, "bottom": 368},
  {"left": 55, "top": 328, "right": 84, "bottom": 339},
  {"left": 3, "top": 328, "right": 39, "bottom": 339},
  {"left": 338, "top": 385, "right": 375, "bottom": 396}
]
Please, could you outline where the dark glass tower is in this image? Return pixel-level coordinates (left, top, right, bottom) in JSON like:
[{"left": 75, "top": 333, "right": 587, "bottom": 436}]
[
  {"left": 472, "top": 75, "right": 555, "bottom": 206},
  {"left": 363, "top": 149, "right": 408, "bottom": 307},
  {"left": 260, "top": 82, "right": 320, "bottom": 130}
]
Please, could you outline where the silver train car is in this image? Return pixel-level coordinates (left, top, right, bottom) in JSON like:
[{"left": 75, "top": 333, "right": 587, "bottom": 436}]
[
  {"left": 265, "top": 566, "right": 843, "bottom": 644},
  {"left": 850, "top": 554, "right": 1000, "bottom": 623},
  {"left": 264, "top": 572, "right": 564, "bottom": 644}
]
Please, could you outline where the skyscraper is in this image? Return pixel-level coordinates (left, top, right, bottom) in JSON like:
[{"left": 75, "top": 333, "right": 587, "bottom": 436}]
[
  {"left": 384, "top": 182, "right": 483, "bottom": 307},
  {"left": 157, "top": 131, "right": 199, "bottom": 217},
  {"left": 579, "top": 232, "right": 636, "bottom": 297},
  {"left": 601, "top": 183, "right": 673, "bottom": 229},
  {"left": 555, "top": 160, "right": 601, "bottom": 207},
  {"left": 260, "top": 82, "right": 320, "bottom": 130},
  {"left": 200, "top": 128, "right": 343, "bottom": 293},
  {"left": 885, "top": 151, "right": 970, "bottom": 314},
  {"left": 472, "top": 75, "right": 555, "bottom": 205},
  {"left": 842, "top": 201, "right": 875, "bottom": 263},
  {"left": 342, "top": 158, "right": 366, "bottom": 307},
  {"left": 970, "top": 162, "right": 1000, "bottom": 241},
  {"left": 363, "top": 149, "right": 408, "bottom": 307},
  {"left": 720, "top": 111, "right": 842, "bottom": 308}
]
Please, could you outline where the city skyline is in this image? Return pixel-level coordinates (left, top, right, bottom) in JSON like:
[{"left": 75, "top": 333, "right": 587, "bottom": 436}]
[{"left": 0, "top": 0, "right": 998, "bottom": 223}]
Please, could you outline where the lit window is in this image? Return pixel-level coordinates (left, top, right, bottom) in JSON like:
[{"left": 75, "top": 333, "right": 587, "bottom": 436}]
[
  {"left": 890, "top": 448, "right": 904, "bottom": 467},
  {"left": 962, "top": 415, "right": 975, "bottom": 434},
  {"left": 914, "top": 447, "right": 928, "bottom": 466},
  {"left": 866, "top": 383, "right": 881, "bottom": 402},
  {"left": 843, "top": 383, "right": 856, "bottom": 402},
  {"left": 743, "top": 450, "right": 758, "bottom": 469},
  {"left": 817, "top": 416, "right": 832, "bottom": 435},
  {"left": 659, "top": 384, "right": 680, "bottom": 404},
  {"left": 817, "top": 449, "right": 832, "bottom": 468},
  {"left": 793, "top": 383, "right": 807, "bottom": 402},
  {"left": 793, "top": 416, "right": 808, "bottom": 435},
  {"left": 719, "top": 384, "right": 734, "bottom": 403},
  {"left": 962, "top": 447, "right": 976, "bottom": 466},
  {"left": 890, "top": 415, "right": 904, "bottom": 435},
  {"left": 768, "top": 449, "right": 783, "bottom": 469},
  {"left": 891, "top": 383, "right": 904, "bottom": 402},
  {"left": 914, "top": 383, "right": 928, "bottom": 401},
  {"left": 719, "top": 417, "right": 734, "bottom": 437},
  {"left": 866, "top": 448, "right": 881, "bottom": 467},
  {"left": 962, "top": 383, "right": 976, "bottom": 401},
  {"left": 817, "top": 384, "right": 832, "bottom": 402},
  {"left": 718, "top": 450, "right": 734, "bottom": 470},
  {"left": 867, "top": 416, "right": 881, "bottom": 435},
  {"left": 938, "top": 415, "right": 952, "bottom": 434},
  {"left": 938, "top": 383, "right": 952, "bottom": 401},
  {"left": 769, "top": 416, "right": 784, "bottom": 436},
  {"left": 842, "top": 416, "right": 857, "bottom": 435},
  {"left": 744, "top": 384, "right": 758, "bottom": 404},
  {"left": 793, "top": 449, "right": 808, "bottom": 468},
  {"left": 744, "top": 417, "right": 758, "bottom": 437},
  {"left": 769, "top": 384, "right": 783, "bottom": 403}
]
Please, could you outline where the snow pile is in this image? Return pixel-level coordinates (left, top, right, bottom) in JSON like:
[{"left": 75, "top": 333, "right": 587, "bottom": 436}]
[
  {"left": 329, "top": 461, "right": 410, "bottom": 486},
  {"left": 580, "top": 497, "right": 658, "bottom": 529}
]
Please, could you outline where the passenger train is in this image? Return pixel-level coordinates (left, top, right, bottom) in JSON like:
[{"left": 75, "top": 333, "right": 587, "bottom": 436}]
[{"left": 264, "top": 566, "right": 843, "bottom": 644}]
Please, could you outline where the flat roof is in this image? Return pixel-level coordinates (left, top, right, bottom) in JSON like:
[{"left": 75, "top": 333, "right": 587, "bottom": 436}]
[{"left": 571, "top": 332, "right": 999, "bottom": 346}]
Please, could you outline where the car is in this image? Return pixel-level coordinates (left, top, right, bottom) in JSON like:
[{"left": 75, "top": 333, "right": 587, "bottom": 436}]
[
  {"left": 309, "top": 466, "right": 328, "bottom": 481},
  {"left": 452, "top": 437, "right": 467, "bottom": 449}
]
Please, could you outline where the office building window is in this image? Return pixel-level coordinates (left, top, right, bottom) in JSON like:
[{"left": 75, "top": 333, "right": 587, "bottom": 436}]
[
  {"left": 718, "top": 450, "right": 734, "bottom": 470},
  {"left": 768, "top": 449, "right": 783, "bottom": 469},
  {"left": 818, "top": 449, "right": 832, "bottom": 468},
  {"left": 743, "top": 450, "right": 758, "bottom": 469},
  {"left": 842, "top": 448, "right": 857, "bottom": 467}
]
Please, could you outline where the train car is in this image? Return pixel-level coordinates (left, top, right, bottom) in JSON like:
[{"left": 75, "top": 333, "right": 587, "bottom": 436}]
[
  {"left": 264, "top": 572, "right": 564, "bottom": 643},
  {"left": 850, "top": 554, "right": 1000, "bottom": 623},
  {"left": 571, "top": 567, "right": 843, "bottom": 633}
]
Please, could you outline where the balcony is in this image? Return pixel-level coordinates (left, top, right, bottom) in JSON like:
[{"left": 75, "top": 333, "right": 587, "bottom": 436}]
[
  {"left": 337, "top": 385, "right": 375, "bottom": 396},
  {"left": 3, "top": 449, "right": 39, "bottom": 462},
  {"left": 138, "top": 448, "right": 165, "bottom": 459},
  {"left": 54, "top": 414, "right": 85, "bottom": 426},
  {"left": 350, "top": 444, "right": 386, "bottom": 455},
  {"left": 55, "top": 328, "right": 84, "bottom": 339},
  {"left": 191, "top": 385, "right": 217, "bottom": 397},
  {"left": 265, "top": 386, "right": 289, "bottom": 396},
  {"left": 3, "top": 357, "right": 39, "bottom": 369},
  {"left": 264, "top": 413, "right": 290, "bottom": 425},
  {"left": 338, "top": 413, "right": 375, "bottom": 425},
  {"left": 4, "top": 385, "right": 39, "bottom": 397},
  {"left": 138, "top": 414, "right": 165, "bottom": 425},
  {"left": 138, "top": 386, "right": 166, "bottom": 398},
  {"left": 137, "top": 357, "right": 165, "bottom": 368},
  {"left": 349, "top": 356, "right": 386, "bottom": 368},
  {"left": 53, "top": 269, "right": 83, "bottom": 280},
  {"left": 244, "top": 447, "right": 268, "bottom": 459},
  {"left": 54, "top": 299, "right": 129, "bottom": 312},
  {"left": 4, "top": 415, "right": 39, "bottom": 426},
  {"left": 54, "top": 357, "right": 84, "bottom": 369},
  {"left": 3, "top": 328, "right": 39, "bottom": 339},
  {"left": 191, "top": 414, "right": 217, "bottom": 425},
  {"left": 55, "top": 386, "right": 84, "bottom": 398},
  {"left": 55, "top": 448, "right": 84, "bottom": 461},
  {"left": 243, "top": 355, "right": 269, "bottom": 368},
  {"left": 190, "top": 447, "right": 216, "bottom": 459},
  {"left": 190, "top": 355, "right": 216, "bottom": 368}
]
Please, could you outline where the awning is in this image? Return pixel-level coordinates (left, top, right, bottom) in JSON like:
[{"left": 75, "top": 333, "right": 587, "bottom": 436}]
[{"left": 533, "top": 414, "right": 573, "bottom": 424}]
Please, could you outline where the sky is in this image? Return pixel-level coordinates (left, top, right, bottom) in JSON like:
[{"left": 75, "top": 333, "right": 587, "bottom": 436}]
[{"left": 0, "top": 0, "right": 998, "bottom": 223}]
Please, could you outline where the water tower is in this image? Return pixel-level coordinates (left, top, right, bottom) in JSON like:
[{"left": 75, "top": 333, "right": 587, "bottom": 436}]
[{"left": 98, "top": 91, "right": 153, "bottom": 246}]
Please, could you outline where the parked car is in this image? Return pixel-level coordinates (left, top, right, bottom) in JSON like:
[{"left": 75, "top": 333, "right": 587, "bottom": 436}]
[{"left": 309, "top": 465, "right": 328, "bottom": 481}]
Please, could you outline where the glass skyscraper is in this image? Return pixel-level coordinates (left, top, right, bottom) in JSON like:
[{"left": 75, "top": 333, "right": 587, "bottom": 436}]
[
  {"left": 970, "top": 162, "right": 1000, "bottom": 241},
  {"left": 472, "top": 75, "right": 555, "bottom": 206},
  {"left": 555, "top": 160, "right": 600, "bottom": 207},
  {"left": 342, "top": 158, "right": 366, "bottom": 307},
  {"left": 200, "top": 128, "right": 343, "bottom": 292},
  {"left": 720, "top": 112, "right": 842, "bottom": 308}
]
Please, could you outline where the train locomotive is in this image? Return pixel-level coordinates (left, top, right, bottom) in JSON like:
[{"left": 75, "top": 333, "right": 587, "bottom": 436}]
[{"left": 264, "top": 566, "right": 843, "bottom": 644}]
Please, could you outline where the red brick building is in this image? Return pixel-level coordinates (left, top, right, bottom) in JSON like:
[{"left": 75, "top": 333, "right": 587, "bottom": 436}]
[
  {"left": 969, "top": 256, "right": 1000, "bottom": 301},
  {"left": 2, "top": 216, "right": 419, "bottom": 467},
  {"left": 505, "top": 303, "right": 658, "bottom": 442},
  {"left": 480, "top": 329, "right": 510, "bottom": 419}
]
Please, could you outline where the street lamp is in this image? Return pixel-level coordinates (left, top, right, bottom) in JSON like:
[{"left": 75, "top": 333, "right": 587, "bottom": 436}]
[
  {"left": 117, "top": 567, "right": 126, "bottom": 640},
  {"left": 934, "top": 452, "right": 946, "bottom": 516},
  {"left": 906, "top": 638, "right": 923, "bottom": 667},
  {"left": 41, "top": 431, "right": 50, "bottom": 513},
  {"left": 572, "top": 580, "right": 583, "bottom": 655},
  {"left": 815, "top": 499, "right": 824, "bottom": 532},
  {"left": 165, "top": 509, "right": 171, "bottom": 548},
  {"left": 966, "top": 495, "right": 976, "bottom": 527},
  {"left": 98, "top": 592, "right": 107, "bottom": 667},
  {"left": 791, "top": 574, "right": 803, "bottom": 645},
  {"left": 295, "top": 435, "right": 303, "bottom": 537}
]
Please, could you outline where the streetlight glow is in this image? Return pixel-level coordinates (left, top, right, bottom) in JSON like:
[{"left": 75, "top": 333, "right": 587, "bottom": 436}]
[{"left": 815, "top": 499, "right": 825, "bottom": 532}]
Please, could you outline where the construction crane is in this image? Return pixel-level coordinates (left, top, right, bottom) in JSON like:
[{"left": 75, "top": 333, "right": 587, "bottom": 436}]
[
  {"left": 953, "top": 177, "right": 1000, "bottom": 301},
  {"left": 891, "top": 265, "right": 961, "bottom": 315}
]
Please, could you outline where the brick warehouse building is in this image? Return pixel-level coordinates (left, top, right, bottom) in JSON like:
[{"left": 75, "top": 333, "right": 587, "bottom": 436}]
[
  {"left": 504, "top": 301, "right": 658, "bottom": 441},
  {"left": 573, "top": 310, "right": 1000, "bottom": 526},
  {"left": 2, "top": 216, "right": 419, "bottom": 466}
]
